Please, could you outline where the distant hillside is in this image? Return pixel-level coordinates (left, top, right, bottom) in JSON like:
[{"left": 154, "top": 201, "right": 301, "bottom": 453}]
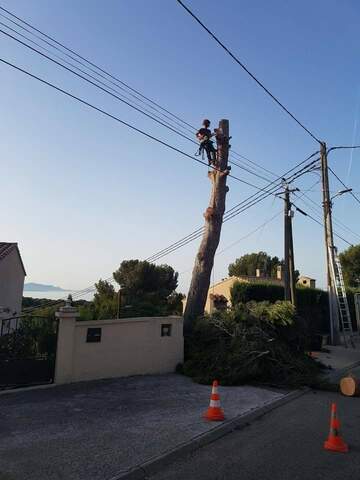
[{"left": 24, "top": 283, "right": 67, "bottom": 292}]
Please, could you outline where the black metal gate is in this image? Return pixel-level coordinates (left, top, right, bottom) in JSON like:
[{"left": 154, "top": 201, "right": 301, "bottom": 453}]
[{"left": 0, "top": 315, "right": 58, "bottom": 390}]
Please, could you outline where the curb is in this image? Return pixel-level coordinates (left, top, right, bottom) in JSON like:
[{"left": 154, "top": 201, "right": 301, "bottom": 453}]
[
  {"left": 325, "top": 360, "right": 360, "bottom": 383},
  {"left": 111, "top": 388, "right": 307, "bottom": 480},
  {"left": 0, "top": 382, "right": 57, "bottom": 396}
]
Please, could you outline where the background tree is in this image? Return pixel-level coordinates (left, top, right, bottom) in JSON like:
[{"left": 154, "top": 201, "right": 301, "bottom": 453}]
[
  {"left": 113, "top": 260, "right": 179, "bottom": 316},
  {"left": 92, "top": 279, "right": 117, "bottom": 319},
  {"left": 339, "top": 244, "right": 360, "bottom": 288},
  {"left": 94, "top": 279, "right": 116, "bottom": 305},
  {"left": 228, "top": 251, "right": 299, "bottom": 280}
]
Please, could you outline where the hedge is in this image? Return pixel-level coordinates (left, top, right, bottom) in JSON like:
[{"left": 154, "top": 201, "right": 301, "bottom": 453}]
[{"left": 230, "top": 281, "right": 359, "bottom": 334}]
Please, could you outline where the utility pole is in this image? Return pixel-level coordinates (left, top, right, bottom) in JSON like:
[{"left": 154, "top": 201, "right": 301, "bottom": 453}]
[
  {"left": 117, "top": 289, "right": 121, "bottom": 319},
  {"left": 320, "top": 142, "right": 340, "bottom": 345},
  {"left": 288, "top": 195, "right": 296, "bottom": 306},
  {"left": 280, "top": 185, "right": 297, "bottom": 306},
  {"left": 284, "top": 187, "right": 291, "bottom": 302},
  {"left": 184, "top": 119, "right": 230, "bottom": 331}
]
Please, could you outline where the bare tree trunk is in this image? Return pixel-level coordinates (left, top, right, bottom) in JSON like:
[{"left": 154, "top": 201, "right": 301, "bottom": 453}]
[{"left": 184, "top": 119, "right": 230, "bottom": 331}]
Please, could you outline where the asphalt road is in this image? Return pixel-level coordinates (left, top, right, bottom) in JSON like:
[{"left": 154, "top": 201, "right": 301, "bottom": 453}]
[
  {"left": 0, "top": 375, "right": 283, "bottom": 480},
  {"left": 150, "top": 388, "right": 360, "bottom": 480}
]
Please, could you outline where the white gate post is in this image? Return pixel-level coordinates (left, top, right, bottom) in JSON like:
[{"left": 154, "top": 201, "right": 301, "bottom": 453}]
[{"left": 54, "top": 299, "right": 79, "bottom": 384}]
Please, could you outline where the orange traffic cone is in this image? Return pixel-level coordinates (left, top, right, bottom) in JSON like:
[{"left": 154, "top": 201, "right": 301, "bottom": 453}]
[
  {"left": 203, "top": 380, "right": 225, "bottom": 421},
  {"left": 324, "top": 403, "right": 349, "bottom": 453}
]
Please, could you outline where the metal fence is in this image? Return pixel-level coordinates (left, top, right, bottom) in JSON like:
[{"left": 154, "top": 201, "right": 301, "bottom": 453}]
[{"left": 0, "top": 315, "right": 58, "bottom": 390}]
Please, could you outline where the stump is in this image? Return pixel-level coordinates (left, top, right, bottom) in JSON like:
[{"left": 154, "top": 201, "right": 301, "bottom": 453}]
[{"left": 340, "top": 375, "right": 360, "bottom": 397}]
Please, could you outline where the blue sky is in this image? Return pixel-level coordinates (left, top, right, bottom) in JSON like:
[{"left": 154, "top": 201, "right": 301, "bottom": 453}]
[{"left": 1, "top": 0, "right": 359, "bottom": 295}]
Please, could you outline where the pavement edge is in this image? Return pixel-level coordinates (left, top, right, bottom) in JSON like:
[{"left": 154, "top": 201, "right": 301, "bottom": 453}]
[{"left": 111, "top": 388, "right": 307, "bottom": 480}]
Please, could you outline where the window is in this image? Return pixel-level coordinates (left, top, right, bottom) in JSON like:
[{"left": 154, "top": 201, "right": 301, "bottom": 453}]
[
  {"left": 86, "top": 327, "right": 102, "bottom": 343},
  {"left": 161, "top": 324, "right": 172, "bottom": 337}
]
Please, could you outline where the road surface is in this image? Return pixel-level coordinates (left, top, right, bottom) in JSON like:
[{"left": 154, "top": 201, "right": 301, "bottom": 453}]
[{"left": 150, "top": 386, "right": 360, "bottom": 480}]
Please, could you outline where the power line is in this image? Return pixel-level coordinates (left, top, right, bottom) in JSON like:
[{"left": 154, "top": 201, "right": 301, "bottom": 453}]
[
  {"left": 0, "top": 55, "right": 311, "bottom": 313},
  {"left": 292, "top": 201, "right": 353, "bottom": 247},
  {"left": 0, "top": 56, "right": 272, "bottom": 192},
  {"left": 0, "top": 20, "right": 282, "bottom": 187},
  {"left": 0, "top": 6, "right": 197, "bottom": 133},
  {"left": 328, "top": 165, "right": 360, "bottom": 207},
  {"left": 297, "top": 191, "right": 360, "bottom": 241},
  {"left": 176, "top": 0, "right": 321, "bottom": 144},
  {"left": 19, "top": 156, "right": 318, "bottom": 316},
  {"left": 216, "top": 210, "right": 282, "bottom": 256},
  {"left": 0, "top": 6, "right": 282, "bottom": 185},
  {"left": 0, "top": 27, "right": 199, "bottom": 144},
  {"left": 179, "top": 210, "right": 282, "bottom": 276},
  {"left": 146, "top": 156, "right": 319, "bottom": 262}
]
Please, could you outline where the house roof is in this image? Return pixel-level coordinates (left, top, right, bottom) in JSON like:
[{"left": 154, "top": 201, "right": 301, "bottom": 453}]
[
  {"left": 208, "top": 275, "right": 283, "bottom": 290},
  {"left": 0, "top": 242, "right": 26, "bottom": 276}
]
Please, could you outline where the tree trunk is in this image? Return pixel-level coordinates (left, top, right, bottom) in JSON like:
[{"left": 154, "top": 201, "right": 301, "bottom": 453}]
[{"left": 184, "top": 119, "right": 230, "bottom": 331}]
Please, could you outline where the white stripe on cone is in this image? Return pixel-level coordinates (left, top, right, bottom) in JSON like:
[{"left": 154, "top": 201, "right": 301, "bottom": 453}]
[{"left": 210, "top": 399, "right": 221, "bottom": 408}]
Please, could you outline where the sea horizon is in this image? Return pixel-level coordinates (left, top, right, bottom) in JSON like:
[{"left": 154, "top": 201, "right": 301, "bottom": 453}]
[{"left": 23, "top": 290, "right": 95, "bottom": 301}]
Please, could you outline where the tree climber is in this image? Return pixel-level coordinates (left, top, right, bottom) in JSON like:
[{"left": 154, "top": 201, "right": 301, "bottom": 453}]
[{"left": 196, "top": 119, "right": 218, "bottom": 167}]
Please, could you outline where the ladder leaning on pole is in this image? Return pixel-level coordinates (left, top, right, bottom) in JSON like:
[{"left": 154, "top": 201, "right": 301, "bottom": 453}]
[{"left": 329, "top": 246, "right": 355, "bottom": 348}]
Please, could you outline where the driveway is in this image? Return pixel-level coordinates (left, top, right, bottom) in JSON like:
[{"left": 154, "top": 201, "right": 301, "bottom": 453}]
[{"left": 0, "top": 374, "right": 285, "bottom": 480}]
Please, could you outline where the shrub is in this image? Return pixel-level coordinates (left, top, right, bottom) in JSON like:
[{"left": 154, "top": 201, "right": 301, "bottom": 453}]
[
  {"left": 183, "top": 302, "right": 322, "bottom": 387},
  {"left": 230, "top": 281, "right": 330, "bottom": 335}
]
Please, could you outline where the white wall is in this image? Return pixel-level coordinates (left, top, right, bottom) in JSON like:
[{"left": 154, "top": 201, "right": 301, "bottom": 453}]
[
  {"left": 0, "top": 250, "right": 25, "bottom": 333},
  {"left": 55, "top": 314, "right": 184, "bottom": 384}
]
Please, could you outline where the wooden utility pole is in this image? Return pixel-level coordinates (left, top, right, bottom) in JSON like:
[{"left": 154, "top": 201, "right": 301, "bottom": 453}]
[
  {"left": 288, "top": 201, "right": 296, "bottom": 306},
  {"left": 117, "top": 289, "right": 122, "bottom": 319},
  {"left": 284, "top": 187, "right": 291, "bottom": 302},
  {"left": 320, "top": 142, "right": 340, "bottom": 344},
  {"left": 282, "top": 185, "right": 296, "bottom": 306},
  {"left": 184, "top": 119, "right": 230, "bottom": 331}
]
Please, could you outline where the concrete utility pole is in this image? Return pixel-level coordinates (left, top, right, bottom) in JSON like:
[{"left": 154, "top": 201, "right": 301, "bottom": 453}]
[
  {"left": 184, "top": 119, "right": 230, "bottom": 331},
  {"left": 320, "top": 142, "right": 340, "bottom": 344},
  {"left": 282, "top": 185, "right": 297, "bottom": 306}
]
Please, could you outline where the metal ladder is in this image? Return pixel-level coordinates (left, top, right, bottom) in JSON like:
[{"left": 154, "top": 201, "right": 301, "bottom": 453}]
[{"left": 329, "top": 246, "right": 355, "bottom": 348}]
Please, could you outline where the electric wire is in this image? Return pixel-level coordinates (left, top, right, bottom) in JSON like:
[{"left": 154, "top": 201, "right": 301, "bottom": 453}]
[
  {"left": 0, "top": 52, "right": 318, "bottom": 314},
  {"left": 0, "top": 56, "right": 270, "bottom": 191},
  {"left": 19, "top": 158, "right": 319, "bottom": 316},
  {"left": 145, "top": 155, "right": 320, "bottom": 262},
  {"left": 0, "top": 8, "right": 284, "bottom": 184},
  {"left": 176, "top": 0, "right": 321, "bottom": 144},
  {"left": 328, "top": 165, "right": 360, "bottom": 206},
  {"left": 297, "top": 191, "right": 360, "bottom": 241},
  {"left": 291, "top": 202, "right": 353, "bottom": 247},
  {"left": 0, "top": 6, "right": 197, "bottom": 133}
]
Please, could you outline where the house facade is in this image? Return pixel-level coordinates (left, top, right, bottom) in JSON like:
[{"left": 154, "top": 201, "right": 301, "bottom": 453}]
[
  {"left": 0, "top": 243, "right": 26, "bottom": 333},
  {"left": 297, "top": 276, "right": 316, "bottom": 289},
  {"left": 183, "top": 268, "right": 284, "bottom": 315}
]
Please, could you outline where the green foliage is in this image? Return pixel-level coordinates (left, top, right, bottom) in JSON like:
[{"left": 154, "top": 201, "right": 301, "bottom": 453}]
[
  {"left": 346, "top": 288, "right": 360, "bottom": 331},
  {"left": 78, "top": 261, "right": 181, "bottom": 320},
  {"left": 339, "top": 244, "right": 360, "bottom": 288},
  {"left": 183, "top": 303, "right": 322, "bottom": 387},
  {"left": 247, "top": 301, "right": 295, "bottom": 326},
  {"left": 0, "top": 316, "right": 58, "bottom": 359},
  {"left": 114, "top": 260, "right": 178, "bottom": 298},
  {"left": 94, "top": 279, "right": 116, "bottom": 305},
  {"left": 231, "top": 281, "right": 284, "bottom": 304},
  {"left": 166, "top": 292, "right": 185, "bottom": 315},
  {"left": 230, "top": 281, "right": 330, "bottom": 334},
  {"left": 228, "top": 251, "right": 300, "bottom": 280},
  {"left": 113, "top": 259, "right": 179, "bottom": 317}
]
